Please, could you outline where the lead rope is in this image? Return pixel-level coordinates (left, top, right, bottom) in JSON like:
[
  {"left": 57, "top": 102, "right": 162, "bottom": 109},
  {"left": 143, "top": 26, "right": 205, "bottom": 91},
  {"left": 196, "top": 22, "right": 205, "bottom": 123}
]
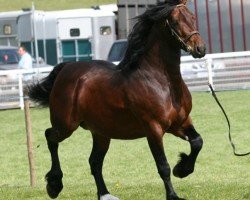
[{"left": 208, "top": 83, "right": 250, "bottom": 156}]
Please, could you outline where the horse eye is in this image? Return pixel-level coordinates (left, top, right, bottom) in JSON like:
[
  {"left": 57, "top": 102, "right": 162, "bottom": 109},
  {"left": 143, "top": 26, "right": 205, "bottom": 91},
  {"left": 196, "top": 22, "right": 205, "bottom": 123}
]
[{"left": 171, "top": 20, "right": 178, "bottom": 27}]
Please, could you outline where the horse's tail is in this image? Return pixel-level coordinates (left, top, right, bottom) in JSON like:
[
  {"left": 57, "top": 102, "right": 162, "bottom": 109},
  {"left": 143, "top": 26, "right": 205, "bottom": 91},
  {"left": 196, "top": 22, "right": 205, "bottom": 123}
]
[{"left": 28, "top": 62, "right": 67, "bottom": 107}]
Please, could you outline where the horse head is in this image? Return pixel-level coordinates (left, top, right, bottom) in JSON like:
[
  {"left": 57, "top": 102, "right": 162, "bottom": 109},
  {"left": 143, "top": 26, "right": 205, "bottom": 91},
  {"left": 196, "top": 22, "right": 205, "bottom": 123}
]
[{"left": 166, "top": 1, "right": 206, "bottom": 58}]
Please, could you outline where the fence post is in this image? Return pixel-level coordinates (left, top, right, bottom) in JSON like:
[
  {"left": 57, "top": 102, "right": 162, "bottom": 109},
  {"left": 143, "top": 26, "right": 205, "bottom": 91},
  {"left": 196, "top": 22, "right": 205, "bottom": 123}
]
[
  {"left": 125, "top": 2, "right": 130, "bottom": 37},
  {"left": 23, "top": 91, "right": 36, "bottom": 187},
  {"left": 18, "top": 72, "right": 24, "bottom": 110},
  {"left": 206, "top": 57, "right": 214, "bottom": 89}
]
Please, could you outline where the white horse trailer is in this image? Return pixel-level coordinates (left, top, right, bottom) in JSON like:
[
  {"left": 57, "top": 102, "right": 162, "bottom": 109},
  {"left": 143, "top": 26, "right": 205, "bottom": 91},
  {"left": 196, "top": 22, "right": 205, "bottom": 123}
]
[
  {"left": 0, "top": 11, "right": 23, "bottom": 46},
  {"left": 17, "top": 9, "right": 116, "bottom": 65}
]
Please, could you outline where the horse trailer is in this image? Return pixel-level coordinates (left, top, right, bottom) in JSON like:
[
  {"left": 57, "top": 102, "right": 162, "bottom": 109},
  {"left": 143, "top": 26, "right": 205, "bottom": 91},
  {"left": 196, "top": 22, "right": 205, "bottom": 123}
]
[
  {"left": 17, "top": 8, "right": 116, "bottom": 65},
  {"left": 0, "top": 11, "right": 23, "bottom": 47}
]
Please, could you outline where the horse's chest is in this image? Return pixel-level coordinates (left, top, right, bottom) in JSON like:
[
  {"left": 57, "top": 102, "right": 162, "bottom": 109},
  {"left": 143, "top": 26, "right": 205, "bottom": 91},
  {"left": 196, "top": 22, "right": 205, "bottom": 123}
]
[
  {"left": 170, "top": 105, "right": 189, "bottom": 124},
  {"left": 127, "top": 76, "right": 192, "bottom": 130}
]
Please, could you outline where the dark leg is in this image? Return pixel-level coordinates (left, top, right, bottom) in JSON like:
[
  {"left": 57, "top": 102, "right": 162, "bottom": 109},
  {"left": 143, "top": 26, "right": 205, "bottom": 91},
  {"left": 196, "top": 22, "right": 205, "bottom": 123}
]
[
  {"left": 147, "top": 124, "right": 184, "bottom": 200},
  {"left": 173, "top": 125, "right": 203, "bottom": 178},
  {"left": 89, "top": 134, "right": 119, "bottom": 200},
  {"left": 45, "top": 128, "right": 63, "bottom": 199}
]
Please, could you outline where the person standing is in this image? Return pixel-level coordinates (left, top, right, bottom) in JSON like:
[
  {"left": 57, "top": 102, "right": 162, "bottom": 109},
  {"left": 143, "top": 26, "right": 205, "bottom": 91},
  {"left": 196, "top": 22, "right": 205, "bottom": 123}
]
[
  {"left": 18, "top": 46, "right": 33, "bottom": 81},
  {"left": 18, "top": 46, "right": 33, "bottom": 70}
]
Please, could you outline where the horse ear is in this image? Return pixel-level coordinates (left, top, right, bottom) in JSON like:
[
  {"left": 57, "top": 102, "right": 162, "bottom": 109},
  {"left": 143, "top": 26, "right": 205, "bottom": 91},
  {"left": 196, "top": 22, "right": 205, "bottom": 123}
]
[{"left": 179, "top": 0, "right": 187, "bottom": 5}]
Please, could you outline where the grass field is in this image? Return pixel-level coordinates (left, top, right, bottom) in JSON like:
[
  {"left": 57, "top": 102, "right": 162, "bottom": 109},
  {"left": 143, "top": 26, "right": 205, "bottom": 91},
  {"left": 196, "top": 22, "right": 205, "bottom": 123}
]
[
  {"left": 0, "top": 0, "right": 116, "bottom": 12},
  {"left": 0, "top": 91, "right": 250, "bottom": 200}
]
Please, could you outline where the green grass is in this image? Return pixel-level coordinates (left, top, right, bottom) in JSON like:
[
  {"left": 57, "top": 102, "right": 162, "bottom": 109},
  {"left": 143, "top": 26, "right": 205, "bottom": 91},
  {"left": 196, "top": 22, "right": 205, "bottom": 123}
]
[
  {"left": 0, "top": 0, "right": 116, "bottom": 12},
  {"left": 0, "top": 91, "right": 250, "bottom": 199}
]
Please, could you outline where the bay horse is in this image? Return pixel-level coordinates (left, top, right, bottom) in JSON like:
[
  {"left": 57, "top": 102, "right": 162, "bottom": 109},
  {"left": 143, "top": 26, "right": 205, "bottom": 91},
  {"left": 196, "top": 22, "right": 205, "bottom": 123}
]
[{"left": 29, "top": 0, "right": 206, "bottom": 199}]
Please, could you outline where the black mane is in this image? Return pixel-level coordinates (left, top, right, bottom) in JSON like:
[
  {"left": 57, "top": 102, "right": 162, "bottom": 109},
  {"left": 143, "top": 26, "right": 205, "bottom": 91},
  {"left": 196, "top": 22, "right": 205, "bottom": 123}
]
[{"left": 117, "top": 1, "right": 180, "bottom": 72}]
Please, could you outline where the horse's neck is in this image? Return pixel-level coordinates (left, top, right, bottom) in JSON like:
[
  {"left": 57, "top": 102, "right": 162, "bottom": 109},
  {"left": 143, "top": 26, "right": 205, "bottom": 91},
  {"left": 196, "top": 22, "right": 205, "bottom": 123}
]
[
  {"left": 141, "top": 33, "right": 185, "bottom": 99},
  {"left": 142, "top": 38, "right": 182, "bottom": 77}
]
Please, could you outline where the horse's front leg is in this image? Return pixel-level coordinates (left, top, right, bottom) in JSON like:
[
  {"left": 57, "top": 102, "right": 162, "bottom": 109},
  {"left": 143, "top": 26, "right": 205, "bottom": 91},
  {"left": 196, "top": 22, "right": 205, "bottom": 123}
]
[
  {"left": 147, "top": 122, "right": 185, "bottom": 200},
  {"left": 173, "top": 120, "right": 203, "bottom": 178},
  {"left": 89, "top": 133, "right": 119, "bottom": 200}
]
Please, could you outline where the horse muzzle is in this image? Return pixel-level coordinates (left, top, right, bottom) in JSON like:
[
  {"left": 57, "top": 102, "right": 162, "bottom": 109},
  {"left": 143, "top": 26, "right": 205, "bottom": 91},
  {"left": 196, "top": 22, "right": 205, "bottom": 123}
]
[{"left": 190, "top": 44, "right": 206, "bottom": 58}]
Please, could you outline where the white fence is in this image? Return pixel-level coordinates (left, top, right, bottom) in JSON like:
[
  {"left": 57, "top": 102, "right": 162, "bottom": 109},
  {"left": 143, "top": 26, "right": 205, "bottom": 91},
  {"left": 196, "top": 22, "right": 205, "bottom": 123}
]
[
  {"left": 0, "top": 67, "right": 53, "bottom": 110},
  {"left": 0, "top": 51, "right": 250, "bottom": 110},
  {"left": 181, "top": 51, "right": 250, "bottom": 91}
]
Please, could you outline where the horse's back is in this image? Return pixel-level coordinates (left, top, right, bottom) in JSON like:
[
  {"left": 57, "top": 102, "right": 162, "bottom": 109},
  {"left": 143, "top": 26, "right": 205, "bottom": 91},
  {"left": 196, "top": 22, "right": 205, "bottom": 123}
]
[
  {"left": 55, "top": 60, "right": 116, "bottom": 80},
  {"left": 52, "top": 60, "right": 117, "bottom": 92}
]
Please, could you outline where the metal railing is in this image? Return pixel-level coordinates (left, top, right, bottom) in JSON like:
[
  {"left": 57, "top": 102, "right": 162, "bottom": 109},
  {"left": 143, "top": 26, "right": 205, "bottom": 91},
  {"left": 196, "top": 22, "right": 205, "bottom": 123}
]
[
  {"left": 181, "top": 51, "right": 250, "bottom": 91},
  {"left": 0, "top": 67, "right": 53, "bottom": 110}
]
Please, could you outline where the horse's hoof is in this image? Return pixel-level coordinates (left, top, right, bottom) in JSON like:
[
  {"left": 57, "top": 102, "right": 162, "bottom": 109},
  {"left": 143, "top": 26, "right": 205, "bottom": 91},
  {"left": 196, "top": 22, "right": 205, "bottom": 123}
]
[
  {"left": 45, "top": 171, "right": 63, "bottom": 199},
  {"left": 46, "top": 181, "right": 63, "bottom": 199},
  {"left": 173, "top": 153, "right": 193, "bottom": 178},
  {"left": 100, "top": 194, "right": 120, "bottom": 200},
  {"left": 173, "top": 164, "right": 194, "bottom": 178}
]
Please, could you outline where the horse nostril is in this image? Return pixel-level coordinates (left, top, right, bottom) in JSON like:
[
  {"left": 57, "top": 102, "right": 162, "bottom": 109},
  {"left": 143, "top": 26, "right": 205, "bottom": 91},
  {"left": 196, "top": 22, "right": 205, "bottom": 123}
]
[{"left": 196, "top": 45, "right": 206, "bottom": 55}]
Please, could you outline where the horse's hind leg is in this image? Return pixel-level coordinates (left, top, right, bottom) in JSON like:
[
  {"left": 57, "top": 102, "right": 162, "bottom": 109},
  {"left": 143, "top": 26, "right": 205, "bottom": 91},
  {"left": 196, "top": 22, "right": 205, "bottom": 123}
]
[
  {"left": 89, "top": 134, "right": 119, "bottom": 200},
  {"left": 173, "top": 124, "right": 203, "bottom": 179},
  {"left": 45, "top": 128, "right": 64, "bottom": 199}
]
